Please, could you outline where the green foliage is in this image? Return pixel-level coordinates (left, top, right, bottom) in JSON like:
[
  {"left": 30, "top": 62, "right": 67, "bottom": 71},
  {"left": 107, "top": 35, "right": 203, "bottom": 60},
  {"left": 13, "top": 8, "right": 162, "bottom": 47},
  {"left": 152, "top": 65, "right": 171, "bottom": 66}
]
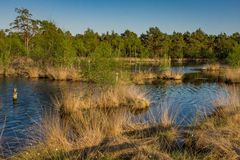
[
  {"left": 1, "top": 8, "right": 240, "bottom": 66},
  {"left": 0, "top": 31, "right": 11, "bottom": 68},
  {"left": 169, "top": 32, "right": 185, "bottom": 58},
  {"left": 7, "top": 33, "right": 26, "bottom": 56},
  {"left": 141, "top": 27, "right": 170, "bottom": 57},
  {"left": 10, "top": 8, "right": 40, "bottom": 54},
  {"left": 160, "top": 54, "right": 171, "bottom": 71},
  {"left": 0, "top": 50, "right": 11, "bottom": 69},
  {"left": 73, "top": 35, "right": 86, "bottom": 56},
  {"left": 31, "top": 21, "right": 76, "bottom": 66},
  {"left": 227, "top": 44, "right": 240, "bottom": 66},
  {"left": 81, "top": 42, "right": 119, "bottom": 85},
  {"left": 121, "top": 30, "right": 142, "bottom": 57},
  {"left": 82, "top": 28, "right": 100, "bottom": 56}
]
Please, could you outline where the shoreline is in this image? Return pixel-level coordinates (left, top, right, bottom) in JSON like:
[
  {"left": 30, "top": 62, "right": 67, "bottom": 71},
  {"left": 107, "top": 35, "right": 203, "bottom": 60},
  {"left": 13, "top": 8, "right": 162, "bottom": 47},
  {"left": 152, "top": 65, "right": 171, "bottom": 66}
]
[{"left": 1, "top": 57, "right": 239, "bottom": 84}]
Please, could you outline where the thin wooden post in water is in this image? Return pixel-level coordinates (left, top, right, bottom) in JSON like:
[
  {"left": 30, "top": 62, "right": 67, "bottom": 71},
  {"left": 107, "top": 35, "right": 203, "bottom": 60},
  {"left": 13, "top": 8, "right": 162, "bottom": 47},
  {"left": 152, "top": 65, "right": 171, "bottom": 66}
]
[{"left": 13, "top": 88, "right": 18, "bottom": 101}]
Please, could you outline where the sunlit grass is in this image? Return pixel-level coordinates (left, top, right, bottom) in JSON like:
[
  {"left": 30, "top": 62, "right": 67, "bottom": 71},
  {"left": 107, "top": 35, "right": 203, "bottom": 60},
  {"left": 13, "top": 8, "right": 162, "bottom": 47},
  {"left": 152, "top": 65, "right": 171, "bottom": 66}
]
[{"left": 7, "top": 85, "right": 240, "bottom": 160}]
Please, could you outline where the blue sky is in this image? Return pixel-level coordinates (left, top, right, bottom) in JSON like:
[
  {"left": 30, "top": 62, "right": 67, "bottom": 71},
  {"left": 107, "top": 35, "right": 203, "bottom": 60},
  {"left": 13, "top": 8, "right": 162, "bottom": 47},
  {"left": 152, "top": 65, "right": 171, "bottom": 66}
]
[{"left": 0, "top": 0, "right": 240, "bottom": 35}]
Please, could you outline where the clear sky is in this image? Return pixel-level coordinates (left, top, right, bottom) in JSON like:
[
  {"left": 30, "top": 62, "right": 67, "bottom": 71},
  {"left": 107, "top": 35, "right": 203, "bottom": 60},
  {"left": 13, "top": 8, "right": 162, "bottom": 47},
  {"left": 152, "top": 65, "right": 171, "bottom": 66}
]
[{"left": 0, "top": 0, "right": 240, "bottom": 35}]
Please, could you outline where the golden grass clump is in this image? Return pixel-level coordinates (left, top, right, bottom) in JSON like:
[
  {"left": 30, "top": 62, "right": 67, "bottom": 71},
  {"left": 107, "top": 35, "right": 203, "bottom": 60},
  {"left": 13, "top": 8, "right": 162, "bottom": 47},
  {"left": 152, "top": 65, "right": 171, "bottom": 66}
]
[
  {"left": 54, "top": 91, "right": 83, "bottom": 116},
  {"left": 154, "top": 102, "right": 178, "bottom": 129},
  {"left": 4, "top": 67, "right": 15, "bottom": 76},
  {"left": 27, "top": 67, "right": 39, "bottom": 78},
  {"left": 131, "top": 72, "right": 157, "bottom": 84},
  {"left": 46, "top": 67, "right": 69, "bottom": 80},
  {"left": 214, "top": 86, "right": 240, "bottom": 115},
  {"left": 159, "top": 70, "right": 184, "bottom": 80},
  {"left": 159, "top": 107, "right": 176, "bottom": 128},
  {"left": 57, "top": 85, "right": 150, "bottom": 113},
  {"left": 42, "top": 117, "right": 72, "bottom": 151},
  {"left": 223, "top": 68, "right": 240, "bottom": 83},
  {"left": 67, "top": 68, "right": 81, "bottom": 81},
  {"left": 187, "top": 86, "right": 240, "bottom": 159},
  {"left": 46, "top": 67, "right": 81, "bottom": 81},
  {"left": 155, "top": 105, "right": 179, "bottom": 151},
  {"left": 202, "top": 63, "right": 221, "bottom": 71},
  {"left": 12, "top": 108, "right": 131, "bottom": 159},
  {"left": 101, "top": 85, "right": 150, "bottom": 109}
]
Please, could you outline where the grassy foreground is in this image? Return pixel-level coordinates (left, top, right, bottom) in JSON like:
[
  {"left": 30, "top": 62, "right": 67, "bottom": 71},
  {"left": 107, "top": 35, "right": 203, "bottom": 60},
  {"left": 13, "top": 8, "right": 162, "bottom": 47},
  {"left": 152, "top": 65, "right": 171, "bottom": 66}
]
[{"left": 7, "top": 85, "right": 240, "bottom": 160}]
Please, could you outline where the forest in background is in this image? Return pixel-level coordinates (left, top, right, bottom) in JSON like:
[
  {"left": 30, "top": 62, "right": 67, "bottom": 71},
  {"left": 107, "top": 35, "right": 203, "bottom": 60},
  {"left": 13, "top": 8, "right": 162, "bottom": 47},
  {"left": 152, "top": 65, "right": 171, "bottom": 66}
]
[{"left": 1, "top": 8, "right": 240, "bottom": 67}]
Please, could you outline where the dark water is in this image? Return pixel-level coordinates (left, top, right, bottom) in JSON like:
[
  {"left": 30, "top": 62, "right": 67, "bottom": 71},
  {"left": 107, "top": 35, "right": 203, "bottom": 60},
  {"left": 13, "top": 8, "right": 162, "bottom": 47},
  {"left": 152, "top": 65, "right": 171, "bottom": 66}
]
[
  {"left": 0, "top": 65, "right": 237, "bottom": 156},
  {"left": 130, "top": 63, "right": 203, "bottom": 73}
]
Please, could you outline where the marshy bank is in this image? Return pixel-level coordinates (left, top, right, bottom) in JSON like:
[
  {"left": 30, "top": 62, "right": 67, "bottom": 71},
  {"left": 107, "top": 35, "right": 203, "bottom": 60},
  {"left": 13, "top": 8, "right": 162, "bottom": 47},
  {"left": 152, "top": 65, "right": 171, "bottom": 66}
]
[
  {"left": 1, "top": 62, "right": 240, "bottom": 159},
  {"left": 0, "top": 57, "right": 82, "bottom": 81},
  {"left": 2, "top": 57, "right": 240, "bottom": 86},
  {"left": 4, "top": 85, "right": 240, "bottom": 160},
  {"left": 200, "top": 64, "right": 240, "bottom": 84}
]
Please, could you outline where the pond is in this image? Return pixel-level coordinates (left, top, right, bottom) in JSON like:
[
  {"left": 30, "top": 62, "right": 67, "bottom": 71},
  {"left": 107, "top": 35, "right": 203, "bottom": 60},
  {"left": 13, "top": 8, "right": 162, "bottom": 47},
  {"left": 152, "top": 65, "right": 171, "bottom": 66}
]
[{"left": 0, "top": 65, "right": 238, "bottom": 156}]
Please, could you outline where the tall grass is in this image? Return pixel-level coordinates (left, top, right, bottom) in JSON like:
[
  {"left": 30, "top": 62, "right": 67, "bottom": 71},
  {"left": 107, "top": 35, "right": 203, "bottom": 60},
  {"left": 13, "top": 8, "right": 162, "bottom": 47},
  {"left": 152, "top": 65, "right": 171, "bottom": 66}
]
[
  {"left": 185, "top": 86, "right": 240, "bottom": 159},
  {"left": 46, "top": 66, "right": 81, "bottom": 81},
  {"left": 223, "top": 68, "right": 240, "bottom": 83},
  {"left": 56, "top": 85, "right": 150, "bottom": 113},
  {"left": 9, "top": 85, "right": 240, "bottom": 159},
  {"left": 12, "top": 103, "right": 131, "bottom": 159}
]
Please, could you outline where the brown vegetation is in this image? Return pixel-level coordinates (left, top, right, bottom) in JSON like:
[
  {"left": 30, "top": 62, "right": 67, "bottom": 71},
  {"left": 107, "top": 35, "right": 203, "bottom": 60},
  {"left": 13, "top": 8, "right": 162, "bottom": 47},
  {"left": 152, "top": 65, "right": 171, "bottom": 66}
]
[
  {"left": 159, "top": 70, "right": 184, "bottom": 80},
  {"left": 131, "top": 70, "right": 184, "bottom": 85},
  {"left": 56, "top": 85, "right": 150, "bottom": 113},
  {"left": 202, "top": 63, "right": 221, "bottom": 71},
  {"left": 10, "top": 85, "right": 182, "bottom": 160},
  {"left": 0, "top": 57, "right": 82, "bottom": 81},
  {"left": 202, "top": 66, "right": 240, "bottom": 84},
  {"left": 131, "top": 72, "right": 158, "bottom": 85},
  {"left": 223, "top": 68, "right": 240, "bottom": 83},
  {"left": 184, "top": 86, "right": 240, "bottom": 159},
  {"left": 4, "top": 63, "right": 240, "bottom": 159}
]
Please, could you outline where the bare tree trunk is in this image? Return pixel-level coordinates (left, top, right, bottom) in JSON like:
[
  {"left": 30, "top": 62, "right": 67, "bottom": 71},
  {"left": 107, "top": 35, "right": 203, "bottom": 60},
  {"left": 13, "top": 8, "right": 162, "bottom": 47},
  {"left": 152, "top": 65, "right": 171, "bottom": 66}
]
[{"left": 26, "top": 37, "right": 29, "bottom": 54}]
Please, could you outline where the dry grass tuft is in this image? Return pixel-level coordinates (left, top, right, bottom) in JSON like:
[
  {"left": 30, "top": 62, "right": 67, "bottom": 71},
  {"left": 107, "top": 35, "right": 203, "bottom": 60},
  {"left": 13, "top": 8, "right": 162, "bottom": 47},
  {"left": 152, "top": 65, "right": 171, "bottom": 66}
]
[
  {"left": 27, "top": 67, "right": 39, "bottom": 78},
  {"left": 187, "top": 86, "right": 240, "bottom": 159},
  {"left": 157, "top": 105, "right": 177, "bottom": 129},
  {"left": 42, "top": 117, "right": 72, "bottom": 151},
  {"left": 11, "top": 108, "right": 131, "bottom": 159},
  {"left": 159, "top": 70, "right": 184, "bottom": 80},
  {"left": 202, "top": 63, "right": 221, "bottom": 71},
  {"left": 54, "top": 91, "right": 83, "bottom": 117},
  {"left": 131, "top": 72, "right": 157, "bottom": 84},
  {"left": 57, "top": 85, "right": 150, "bottom": 113},
  {"left": 223, "top": 68, "right": 240, "bottom": 83},
  {"left": 11, "top": 84, "right": 240, "bottom": 159},
  {"left": 46, "top": 67, "right": 81, "bottom": 81},
  {"left": 159, "top": 108, "right": 175, "bottom": 128},
  {"left": 46, "top": 67, "right": 69, "bottom": 80}
]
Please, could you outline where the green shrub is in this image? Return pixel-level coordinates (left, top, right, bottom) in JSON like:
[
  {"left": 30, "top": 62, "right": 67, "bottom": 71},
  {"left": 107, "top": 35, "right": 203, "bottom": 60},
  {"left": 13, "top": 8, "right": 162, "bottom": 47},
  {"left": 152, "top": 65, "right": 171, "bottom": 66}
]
[
  {"left": 81, "top": 42, "right": 119, "bottom": 85},
  {"left": 0, "top": 50, "right": 11, "bottom": 69},
  {"left": 227, "top": 44, "right": 240, "bottom": 66}
]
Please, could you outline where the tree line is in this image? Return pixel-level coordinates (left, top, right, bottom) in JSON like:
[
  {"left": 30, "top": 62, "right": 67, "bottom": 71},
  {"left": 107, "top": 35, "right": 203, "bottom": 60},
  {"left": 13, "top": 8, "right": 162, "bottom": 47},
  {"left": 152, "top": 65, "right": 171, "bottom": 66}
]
[{"left": 0, "top": 8, "right": 240, "bottom": 66}]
